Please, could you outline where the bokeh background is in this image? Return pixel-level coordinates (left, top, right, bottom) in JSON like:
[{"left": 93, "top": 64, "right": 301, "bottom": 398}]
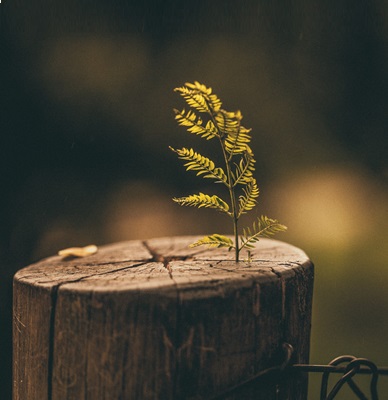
[{"left": 1, "top": 1, "right": 387, "bottom": 399}]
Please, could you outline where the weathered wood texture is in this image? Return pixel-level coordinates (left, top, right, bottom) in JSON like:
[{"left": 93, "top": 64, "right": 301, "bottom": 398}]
[{"left": 13, "top": 236, "right": 314, "bottom": 400}]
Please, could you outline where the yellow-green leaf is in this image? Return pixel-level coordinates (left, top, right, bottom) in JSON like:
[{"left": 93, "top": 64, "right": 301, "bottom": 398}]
[{"left": 189, "top": 234, "right": 234, "bottom": 249}]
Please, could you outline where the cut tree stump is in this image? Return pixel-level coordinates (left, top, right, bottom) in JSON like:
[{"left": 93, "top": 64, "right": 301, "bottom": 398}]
[{"left": 13, "top": 236, "right": 314, "bottom": 400}]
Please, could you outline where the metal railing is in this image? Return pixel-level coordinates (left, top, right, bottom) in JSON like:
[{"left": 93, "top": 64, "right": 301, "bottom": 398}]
[{"left": 210, "top": 343, "right": 388, "bottom": 400}]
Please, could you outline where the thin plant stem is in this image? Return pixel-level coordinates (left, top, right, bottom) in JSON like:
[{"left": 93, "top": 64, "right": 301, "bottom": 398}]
[{"left": 219, "top": 137, "right": 240, "bottom": 262}]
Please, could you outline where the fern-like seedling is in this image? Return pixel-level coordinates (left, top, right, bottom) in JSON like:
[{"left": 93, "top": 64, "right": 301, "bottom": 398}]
[{"left": 170, "top": 81, "right": 287, "bottom": 262}]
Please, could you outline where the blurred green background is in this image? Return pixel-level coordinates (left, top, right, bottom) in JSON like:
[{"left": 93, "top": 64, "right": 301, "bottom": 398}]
[{"left": 1, "top": 1, "right": 387, "bottom": 399}]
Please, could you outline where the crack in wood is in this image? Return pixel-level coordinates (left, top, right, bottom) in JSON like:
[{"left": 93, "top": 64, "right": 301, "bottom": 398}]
[
  {"left": 44, "top": 259, "right": 152, "bottom": 398},
  {"left": 269, "top": 267, "right": 283, "bottom": 279},
  {"left": 143, "top": 241, "right": 194, "bottom": 279},
  {"left": 34, "top": 262, "right": 151, "bottom": 285},
  {"left": 47, "top": 285, "right": 59, "bottom": 400}
]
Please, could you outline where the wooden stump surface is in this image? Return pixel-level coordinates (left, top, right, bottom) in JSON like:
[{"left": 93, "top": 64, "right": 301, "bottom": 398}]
[{"left": 13, "top": 236, "right": 314, "bottom": 400}]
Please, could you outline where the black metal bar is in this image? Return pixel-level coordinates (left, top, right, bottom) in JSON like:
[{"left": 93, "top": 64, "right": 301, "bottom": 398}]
[{"left": 291, "top": 364, "right": 388, "bottom": 375}]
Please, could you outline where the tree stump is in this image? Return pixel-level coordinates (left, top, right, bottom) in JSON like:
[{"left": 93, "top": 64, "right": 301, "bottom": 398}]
[{"left": 13, "top": 236, "right": 314, "bottom": 400}]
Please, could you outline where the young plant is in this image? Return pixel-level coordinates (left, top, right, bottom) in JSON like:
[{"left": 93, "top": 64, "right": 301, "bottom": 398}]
[{"left": 170, "top": 81, "right": 287, "bottom": 262}]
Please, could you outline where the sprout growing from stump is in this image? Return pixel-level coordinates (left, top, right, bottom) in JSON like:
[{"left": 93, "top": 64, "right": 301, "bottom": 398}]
[{"left": 170, "top": 81, "right": 287, "bottom": 262}]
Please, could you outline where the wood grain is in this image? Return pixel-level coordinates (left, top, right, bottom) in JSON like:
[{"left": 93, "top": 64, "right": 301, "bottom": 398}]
[{"left": 13, "top": 237, "right": 314, "bottom": 400}]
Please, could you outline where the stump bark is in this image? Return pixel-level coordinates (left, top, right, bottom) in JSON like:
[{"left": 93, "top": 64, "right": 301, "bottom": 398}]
[{"left": 13, "top": 236, "right": 314, "bottom": 400}]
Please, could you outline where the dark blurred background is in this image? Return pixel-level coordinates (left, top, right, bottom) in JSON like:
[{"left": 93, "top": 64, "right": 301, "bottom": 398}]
[{"left": 1, "top": 1, "right": 387, "bottom": 399}]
